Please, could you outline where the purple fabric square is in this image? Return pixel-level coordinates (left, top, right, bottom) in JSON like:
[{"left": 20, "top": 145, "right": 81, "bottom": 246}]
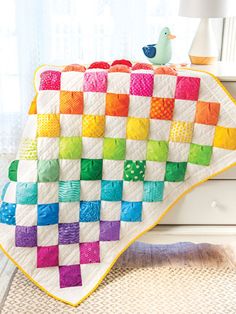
[
  {"left": 15, "top": 226, "right": 37, "bottom": 247},
  {"left": 59, "top": 264, "right": 82, "bottom": 288},
  {"left": 37, "top": 245, "right": 59, "bottom": 268},
  {"left": 80, "top": 241, "right": 100, "bottom": 264},
  {"left": 83, "top": 71, "right": 107, "bottom": 92},
  {"left": 39, "top": 70, "right": 61, "bottom": 90},
  {"left": 59, "top": 222, "right": 80, "bottom": 244},
  {"left": 100, "top": 221, "right": 120, "bottom": 241},
  {"left": 130, "top": 73, "right": 154, "bottom": 97},
  {"left": 175, "top": 76, "right": 200, "bottom": 101}
]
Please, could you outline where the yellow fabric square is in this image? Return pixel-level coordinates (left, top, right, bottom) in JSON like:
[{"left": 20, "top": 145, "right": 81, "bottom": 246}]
[
  {"left": 126, "top": 117, "right": 149, "bottom": 140},
  {"left": 169, "top": 121, "right": 193, "bottom": 143},
  {"left": 213, "top": 126, "right": 236, "bottom": 150},
  {"left": 37, "top": 114, "right": 60, "bottom": 137},
  {"left": 82, "top": 115, "right": 105, "bottom": 138}
]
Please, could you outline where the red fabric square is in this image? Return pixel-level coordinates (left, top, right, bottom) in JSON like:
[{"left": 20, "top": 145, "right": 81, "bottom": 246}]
[{"left": 39, "top": 71, "right": 61, "bottom": 90}]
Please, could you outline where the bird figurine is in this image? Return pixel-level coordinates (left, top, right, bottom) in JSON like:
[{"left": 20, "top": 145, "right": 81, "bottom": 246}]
[{"left": 142, "top": 27, "right": 176, "bottom": 65}]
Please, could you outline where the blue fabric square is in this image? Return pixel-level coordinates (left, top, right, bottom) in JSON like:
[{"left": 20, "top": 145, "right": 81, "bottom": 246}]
[
  {"left": 0, "top": 202, "right": 16, "bottom": 225},
  {"left": 101, "top": 180, "right": 123, "bottom": 201},
  {"left": 121, "top": 201, "right": 142, "bottom": 222},
  {"left": 59, "top": 180, "right": 80, "bottom": 202},
  {"left": 16, "top": 183, "right": 38, "bottom": 205},
  {"left": 80, "top": 201, "right": 100, "bottom": 222},
  {"left": 37, "top": 203, "right": 59, "bottom": 226},
  {"left": 143, "top": 181, "right": 164, "bottom": 202}
]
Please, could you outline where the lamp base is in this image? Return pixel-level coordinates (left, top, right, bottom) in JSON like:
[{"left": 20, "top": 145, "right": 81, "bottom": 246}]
[{"left": 189, "top": 55, "right": 217, "bottom": 65}]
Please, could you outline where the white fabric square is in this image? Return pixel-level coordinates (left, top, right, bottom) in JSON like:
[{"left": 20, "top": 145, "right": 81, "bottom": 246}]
[
  {"left": 122, "top": 181, "right": 144, "bottom": 201},
  {"left": 22, "top": 115, "right": 37, "bottom": 139},
  {"left": 102, "top": 160, "right": 124, "bottom": 180},
  {"left": 168, "top": 142, "right": 190, "bottom": 162},
  {"left": 144, "top": 161, "right": 166, "bottom": 181},
  {"left": 149, "top": 119, "right": 171, "bottom": 141},
  {"left": 192, "top": 123, "right": 215, "bottom": 146},
  {"left": 3, "top": 182, "right": 16, "bottom": 203},
  {"left": 59, "top": 160, "right": 81, "bottom": 181},
  {"left": 37, "top": 225, "right": 59, "bottom": 246},
  {"left": 38, "top": 182, "right": 58, "bottom": 204},
  {"left": 173, "top": 100, "right": 197, "bottom": 122},
  {"left": 60, "top": 114, "right": 82, "bottom": 137},
  {"left": 17, "top": 160, "right": 37, "bottom": 182},
  {"left": 61, "top": 71, "right": 84, "bottom": 91},
  {"left": 37, "top": 91, "right": 60, "bottom": 114},
  {"left": 100, "top": 201, "right": 121, "bottom": 221},
  {"left": 59, "top": 244, "right": 80, "bottom": 266},
  {"left": 107, "top": 72, "right": 130, "bottom": 94},
  {"left": 15, "top": 204, "right": 37, "bottom": 226},
  {"left": 125, "top": 140, "right": 147, "bottom": 160},
  {"left": 80, "top": 180, "right": 101, "bottom": 201},
  {"left": 79, "top": 222, "right": 100, "bottom": 243},
  {"left": 37, "top": 138, "right": 59, "bottom": 160},
  {"left": 153, "top": 75, "right": 177, "bottom": 98},
  {"left": 163, "top": 181, "right": 182, "bottom": 199},
  {"left": 105, "top": 116, "right": 127, "bottom": 138},
  {"left": 59, "top": 202, "right": 80, "bottom": 223},
  {"left": 83, "top": 92, "right": 106, "bottom": 115},
  {"left": 198, "top": 76, "right": 218, "bottom": 102},
  {"left": 128, "top": 96, "right": 151, "bottom": 118},
  {"left": 82, "top": 137, "right": 103, "bottom": 159}
]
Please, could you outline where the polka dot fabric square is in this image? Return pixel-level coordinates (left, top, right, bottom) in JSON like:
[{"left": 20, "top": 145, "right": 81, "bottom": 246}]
[
  {"left": 150, "top": 98, "right": 175, "bottom": 120},
  {"left": 169, "top": 121, "right": 194, "bottom": 143},
  {"left": 83, "top": 71, "right": 107, "bottom": 93},
  {"left": 130, "top": 73, "right": 154, "bottom": 97}
]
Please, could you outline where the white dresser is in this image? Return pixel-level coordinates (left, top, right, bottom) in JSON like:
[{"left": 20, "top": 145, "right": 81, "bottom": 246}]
[{"left": 141, "top": 62, "right": 236, "bottom": 245}]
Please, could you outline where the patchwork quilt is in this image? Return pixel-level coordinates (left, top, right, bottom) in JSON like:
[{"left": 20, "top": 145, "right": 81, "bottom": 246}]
[{"left": 1, "top": 60, "right": 236, "bottom": 306}]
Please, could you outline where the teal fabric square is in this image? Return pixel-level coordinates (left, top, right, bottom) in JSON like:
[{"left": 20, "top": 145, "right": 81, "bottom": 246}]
[
  {"left": 38, "top": 160, "right": 59, "bottom": 182},
  {"left": 80, "top": 201, "right": 101, "bottom": 222},
  {"left": 16, "top": 183, "right": 38, "bottom": 205},
  {"left": 101, "top": 180, "right": 123, "bottom": 201},
  {"left": 121, "top": 201, "right": 142, "bottom": 222},
  {"left": 59, "top": 181, "right": 80, "bottom": 202},
  {"left": 143, "top": 181, "right": 164, "bottom": 202}
]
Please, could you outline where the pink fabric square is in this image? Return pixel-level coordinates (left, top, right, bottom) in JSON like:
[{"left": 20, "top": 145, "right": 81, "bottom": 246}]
[
  {"left": 37, "top": 245, "right": 59, "bottom": 268},
  {"left": 80, "top": 241, "right": 100, "bottom": 264},
  {"left": 175, "top": 76, "right": 200, "bottom": 101},
  {"left": 130, "top": 73, "right": 154, "bottom": 97},
  {"left": 59, "top": 264, "right": 82, "bottom": 288},
  {"left": 39, "top": 70, "right": 61, "bottom": 90},
  {"left": 83, "top": 71, "right": 108, "bottom": 92}
]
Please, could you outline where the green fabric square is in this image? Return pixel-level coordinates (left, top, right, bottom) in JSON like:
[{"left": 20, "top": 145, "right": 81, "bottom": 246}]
[
  {"left": 8, "top": 160, "right": 19, "bottom": 182},
  {"left": 59, "top": 137, "right": 82, "bottom": 159},
  {"left": 59, "top": 180, "right": 80, "bottom": 202},
  {"left": 165, "top": 162, "right": 187, "bottom": 182},
  {"left": 16, "top": 183, "right": 38, "bottom": 205},
  {"left": 188, "top": 143, "right": 213, "bottom": 166},
  {"left": 146, "top": 140, "right": 168, "bottom": 161},
  {"left": 103, "top": 138, "right": 126, "bottom": 160},
  {"left": 80, "top": 159, "right": 103, "bottom": 180},
  {"left": 38, "top": 160, "right": 60, "bottom": 182},
  {"left": 124, "top": 160, "right": 146, "bottom": 181}
]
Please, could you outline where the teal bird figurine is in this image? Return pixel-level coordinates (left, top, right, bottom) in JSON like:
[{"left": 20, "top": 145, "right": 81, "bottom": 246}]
[{"left": 142, "top": 27, "right": 176, "bottom": 65}]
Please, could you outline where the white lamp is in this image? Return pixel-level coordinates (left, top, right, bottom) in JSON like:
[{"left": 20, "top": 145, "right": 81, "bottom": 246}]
[{"left": 179, "top": 0, "right": 234, "bottom": 65}]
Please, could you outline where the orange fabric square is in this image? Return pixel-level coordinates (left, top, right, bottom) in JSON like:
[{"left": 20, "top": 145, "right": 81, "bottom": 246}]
[
  {"left": 150, "top": 97, "right": 174, "bottom": 120},
  {"left": 29, "top": 95, "right": 37, "bottom": 114},
  {"left": 195, "top": 101, "right": 220, "bottom": 125},
  {"left": 60, "top": 91, "right": 84, "bottom": 114},
  {"left": 105, "top": 93, "right": 129, "bottom": 116}
]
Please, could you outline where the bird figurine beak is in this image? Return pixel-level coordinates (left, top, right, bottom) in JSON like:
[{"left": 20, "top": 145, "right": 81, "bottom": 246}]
[{"left": 167, "top": 34, "right": 176, "bottom": 40}]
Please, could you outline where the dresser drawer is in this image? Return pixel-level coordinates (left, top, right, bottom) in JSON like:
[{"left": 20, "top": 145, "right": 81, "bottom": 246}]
[{"left": 160, "top": 180, "right": 236, "bottom": 225}]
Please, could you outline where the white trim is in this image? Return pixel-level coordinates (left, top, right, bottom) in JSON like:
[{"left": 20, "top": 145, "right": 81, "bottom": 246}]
[{"left": 222, "top": 17, "right": 236, "bottom": 62}]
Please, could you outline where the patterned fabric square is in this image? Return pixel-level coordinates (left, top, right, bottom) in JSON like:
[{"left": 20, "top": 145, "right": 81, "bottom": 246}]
[
  {"left": 39, "top": 70, "right": 61, "bottom": 91},
  {"left": 175, "top": 76, "right": 200, "bottom": 101},
  {"left": 80, "top": 201, "right": 100, "bottom": 222},
  {"left": 16, "top": 182, "right": 38, "bottom": 205},
  {"left": 123, "top": 160, "right": 146, "bottom": 182},
  {"left": 59, "top": 181, "right": 80, "bottom": 202},
  {"left": 150, "top": 97, "right": 174, "bottom": 120},
  {"left": 130, "top": 73, "right": 154, "bottom": 97},
  {"left": 18, "top": 139, "right": 37, "bottom": 160},
  {"left": 37, "top": 245, "right": 59, "bottom": 268},
  {"left": 80, "top": 159, "right": 103, "bottom": 180},
  {"left": 126, "top": 117, "right": 149, "bottom": 140},
  {"left": 173, "top": 100, "right": 197, "bottom": 122},
  {"left": 80, "top": 180, "right": 101, "bottom": 201},
  {"left": 80, "top": 241, "right": 100, "bottom": 264},
  {"left": 100, "top": 201, "right": 121, "bottom": 221},
  {"left": 188, "top": 143, "right": 213, "bottom": 166},
  {"left": 60, "top": 91, "right": 84, "bottom": 114},
  {"left": 59, "top": 160, "right": 81, "bottom": 181},
  {"left": 100, "top": 221, "right": 120, "bottom": 241},
  {"left": 121, "top": 201, "right": 142, "bottom": 222},
  {"left": 59, "top": 264, "right": 82, "bottom": 288},
  {"left": 169, "top": 121, "right": 194, "bottom": 143},
  {"left": 101, "top": 180, "right": 123, "bottom": 201},
  {"left": 59, "top": 222, "right": 80, "bottom": 244},
  {"left": 83, "top": 71, "right": 107, "bottom": 93},
  {"left": 105, "top": 116, "right": 127, "bottom": 138},
  {"left": 0, "top": 202, "right": 16, "bottom": 225},
  {"left": 8, "top": 160, "right": 19, "bottom": 182},
  {"left": 164, "top": 161, "right": 187, "bottom": 182},
  {"left": 59, "top": 202, "right": 80, "bottom": 224},
  {"left": 213, "top": 126, "right": 236, "bottom": 150},
  {"left": 37, "top": 91, "right": 60, "bottom": 114},
  {"left": 105, "top": 93, "right": 129, "bottom": 117},
  {"left": 59, "top": 244, "right": 80, "bottom": 266},
  {"left": 60, "top": 114, "right": 82, "bottom": 137},
  {"left": 15, "top": 204, "right": 37, "bottom": 227},
  {"left": 128, "top": 96, "right": 151, "bottom": 118},
  {"left": 146, "top": 140, "right": 168, "bottom": 162},
  {"left": 37, "top": 114, "right": 60, "bottom": 137},
  {"left": 37, "top": 225, "right": 59, "bottom": 246},
  {"left": 37, "top": 138, "right": 59, "bottom": 160},
  {"left": 37, "top": 160, "right": 60, "bottom": 182},
  {"left": 103, "top": 138, "right": 126, "bottom": 160},
  {"left": 15, "top": 226, "right": 37, "bottom": 247},
  {"left": 143, "top": 181, "right": 164, "bottom": 202},
  {"left": 82, "top": 115, "right": 105, "bottom": 138},
  {"left": 195, "top": 101, "right": 220, "bottom": 125},
  {"left": 37, "top": 203, "right": 59, "bottom": 226},
  {"left": 59, "top": 137, "right": 82, "bottom": 159}
]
